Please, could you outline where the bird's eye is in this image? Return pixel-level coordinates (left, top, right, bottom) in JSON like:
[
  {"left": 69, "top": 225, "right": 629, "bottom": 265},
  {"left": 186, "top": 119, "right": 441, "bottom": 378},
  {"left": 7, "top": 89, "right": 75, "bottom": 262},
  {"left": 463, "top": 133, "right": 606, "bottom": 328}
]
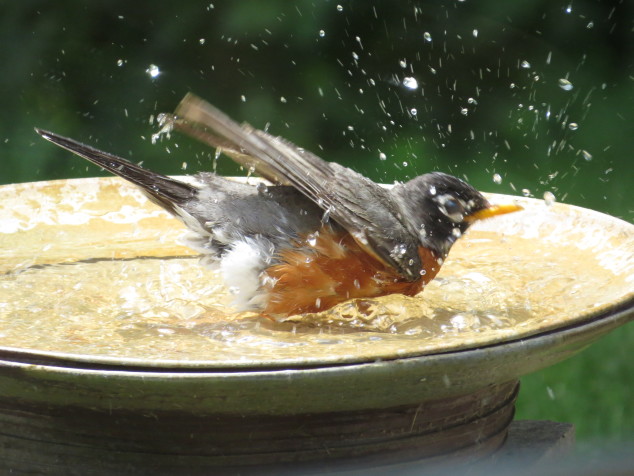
[
  {"left": 442, "top": 198, "right": 462, "bottom": 215},
  {"left": 437, "top": 194, "right": 465, "bottom": 222}
]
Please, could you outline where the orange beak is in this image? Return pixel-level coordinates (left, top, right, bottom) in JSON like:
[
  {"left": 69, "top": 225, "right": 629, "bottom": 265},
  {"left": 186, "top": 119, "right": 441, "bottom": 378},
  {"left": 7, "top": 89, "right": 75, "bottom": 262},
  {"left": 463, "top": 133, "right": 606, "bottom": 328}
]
[{"left": 465, "top": 203, "right": 523, "bottom": 223}]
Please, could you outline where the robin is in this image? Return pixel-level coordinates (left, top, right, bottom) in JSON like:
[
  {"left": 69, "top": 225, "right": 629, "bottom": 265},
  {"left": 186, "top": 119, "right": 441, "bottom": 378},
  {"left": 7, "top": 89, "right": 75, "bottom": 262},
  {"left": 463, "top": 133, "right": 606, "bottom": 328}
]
[{"left": 36, "top": 93, "right": 522, "bottom": 317}]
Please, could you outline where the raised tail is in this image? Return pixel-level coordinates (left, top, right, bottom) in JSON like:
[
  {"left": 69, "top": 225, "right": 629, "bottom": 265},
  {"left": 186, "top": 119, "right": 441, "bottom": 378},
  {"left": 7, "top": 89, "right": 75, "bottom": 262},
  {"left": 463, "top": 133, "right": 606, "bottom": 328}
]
[{"left": 35, "top": 128, "right": 196, "bottom": 215}]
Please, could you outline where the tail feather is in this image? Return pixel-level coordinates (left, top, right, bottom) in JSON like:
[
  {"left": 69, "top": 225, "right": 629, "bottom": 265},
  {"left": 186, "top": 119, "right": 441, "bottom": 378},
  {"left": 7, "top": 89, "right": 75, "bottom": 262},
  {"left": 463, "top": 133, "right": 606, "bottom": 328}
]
[{"left": 35, "top": 128, "right": 196, "bottom": 213}]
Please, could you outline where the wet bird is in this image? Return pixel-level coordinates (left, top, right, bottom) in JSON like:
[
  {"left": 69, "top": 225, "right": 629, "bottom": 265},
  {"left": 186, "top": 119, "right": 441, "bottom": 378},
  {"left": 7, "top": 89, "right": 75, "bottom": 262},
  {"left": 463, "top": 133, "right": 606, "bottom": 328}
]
[{"left": 36, "top": 93, "right": 522, "bottom": 317}]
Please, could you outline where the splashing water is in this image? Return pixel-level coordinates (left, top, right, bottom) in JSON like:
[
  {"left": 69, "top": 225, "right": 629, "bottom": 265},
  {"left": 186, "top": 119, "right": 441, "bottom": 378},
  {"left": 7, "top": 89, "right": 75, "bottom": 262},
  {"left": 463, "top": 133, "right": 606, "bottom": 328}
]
[
  {"left": 151, "top": 113, "right": 175, "bottom": 144},
  {"left": 558, "top": 78, "right": 574, "bottom": 91},
  {"left": 402, "top": 77, "right": 419, "bottom": 90},
  {"left": 0, "top": 179, "right": 631, "bottom": 365},
  {"left": 145, "top": 64, "right": 160, "bottom": 79}
]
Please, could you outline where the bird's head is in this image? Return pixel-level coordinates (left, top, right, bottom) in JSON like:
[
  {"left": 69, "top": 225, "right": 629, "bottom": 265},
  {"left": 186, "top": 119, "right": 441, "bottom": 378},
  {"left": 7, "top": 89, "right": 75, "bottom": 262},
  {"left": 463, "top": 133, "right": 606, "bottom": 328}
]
[{"left": 393, "top": 172, "right": 523, "bottom": 257}]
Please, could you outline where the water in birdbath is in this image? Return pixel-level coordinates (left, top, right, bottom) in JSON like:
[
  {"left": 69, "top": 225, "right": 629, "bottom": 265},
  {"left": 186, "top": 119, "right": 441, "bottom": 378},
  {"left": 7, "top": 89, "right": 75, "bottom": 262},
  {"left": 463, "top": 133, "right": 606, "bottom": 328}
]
[{"left": 0, "top": 177, "right": 631, "bottom": 366}]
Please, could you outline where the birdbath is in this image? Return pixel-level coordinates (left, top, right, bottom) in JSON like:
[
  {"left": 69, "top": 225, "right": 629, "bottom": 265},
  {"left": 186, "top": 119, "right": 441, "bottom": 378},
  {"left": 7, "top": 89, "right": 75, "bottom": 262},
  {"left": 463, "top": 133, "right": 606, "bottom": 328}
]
[{"left": 0, "top": 177, "right": 632, "bottom": 474}]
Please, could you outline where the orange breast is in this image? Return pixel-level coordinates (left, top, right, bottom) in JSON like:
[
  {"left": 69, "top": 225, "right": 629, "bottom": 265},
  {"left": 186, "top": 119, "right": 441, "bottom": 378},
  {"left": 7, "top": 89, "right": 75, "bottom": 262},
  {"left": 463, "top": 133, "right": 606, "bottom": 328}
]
[{"left": 263, "top": 227, "right": 442, "bottom": 316}]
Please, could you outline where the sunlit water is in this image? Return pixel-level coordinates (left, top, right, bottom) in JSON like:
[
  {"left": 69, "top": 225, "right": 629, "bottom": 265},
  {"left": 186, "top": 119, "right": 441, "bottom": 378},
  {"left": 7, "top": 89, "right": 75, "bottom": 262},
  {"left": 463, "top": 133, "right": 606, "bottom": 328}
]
[{"left": 0, "top": 178, "right": 632, "bottom": 366}]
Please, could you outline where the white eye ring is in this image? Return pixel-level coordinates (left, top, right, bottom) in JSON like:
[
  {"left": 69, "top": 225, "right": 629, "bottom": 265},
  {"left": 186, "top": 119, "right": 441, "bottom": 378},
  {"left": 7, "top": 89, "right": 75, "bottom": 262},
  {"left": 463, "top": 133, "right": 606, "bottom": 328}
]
[{"left": 436, "top": 194, "right": 466, "bottom": 222}]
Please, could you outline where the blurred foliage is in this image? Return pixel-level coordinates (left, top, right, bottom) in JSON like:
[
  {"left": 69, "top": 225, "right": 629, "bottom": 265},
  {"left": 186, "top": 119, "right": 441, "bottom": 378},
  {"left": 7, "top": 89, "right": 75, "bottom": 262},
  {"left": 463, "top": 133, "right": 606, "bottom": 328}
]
[
  {"left": 517, "top": 324, "right": 634, "bottom": 443},
  {"left": 1, "top": 0, "right": 632, "bottom": 443}
]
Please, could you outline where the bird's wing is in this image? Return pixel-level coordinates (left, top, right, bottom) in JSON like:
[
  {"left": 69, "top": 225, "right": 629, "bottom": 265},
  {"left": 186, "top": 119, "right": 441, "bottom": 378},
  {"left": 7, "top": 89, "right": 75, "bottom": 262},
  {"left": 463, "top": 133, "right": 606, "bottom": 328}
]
[{"left": 170, "top": 93, "right": 421, "bottom": 280}]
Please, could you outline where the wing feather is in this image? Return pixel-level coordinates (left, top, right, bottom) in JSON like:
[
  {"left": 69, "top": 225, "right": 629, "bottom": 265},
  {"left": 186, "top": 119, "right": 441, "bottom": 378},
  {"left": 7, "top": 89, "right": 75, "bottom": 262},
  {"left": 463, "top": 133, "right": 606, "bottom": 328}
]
[{"left": 171, "top": 93, "right": 421, "bottom": 279}]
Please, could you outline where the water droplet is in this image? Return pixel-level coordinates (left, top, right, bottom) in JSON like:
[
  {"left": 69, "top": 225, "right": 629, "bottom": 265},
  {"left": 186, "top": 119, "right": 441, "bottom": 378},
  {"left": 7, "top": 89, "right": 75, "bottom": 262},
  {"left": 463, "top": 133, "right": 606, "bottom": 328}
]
[
  {"left": 151, "top": 114, "right": 175, "bottom": 144},
  {"left": 306, "top": 232, "right": 319, "bottom": 247},
  {"left": 145, "top": 64, "right": 160, "bottom": 79},
  {"left": 450, "top": 315, "right": 468, "bottom": 330},
  {"left": 399, "top": 59, "right": 407, "bottom": 69},
  {"left": 410, "top": 108, "right": 417, "bottom": 116},
  {"left": 116, "top": 59, "right": 124, "bottom": 67},
  {"left": 336, "top": 4, "right": 343, "bottom": 12},
  {"left": 586, "top": 21, "right": 594, "bottom": 29},
  {"left": 460, "top": 108, "right": 468, "bottom": 116},
  {"left": 181, "top": 162, "right": 188, "bottom": 170},
  {"left": 402, "top": 76, "right": 418, "bottom": 90},
  {"left": 352, "top": 51, "right": 359, "bottom": 60},
  {"left": 256, "top": 182, "right": 268, "bottom": 194},
  {"left": 522, "top": 189, "right": 531, "bottom": 197},
  {"left": 423, "top": 32, "right": 432, "bottom": 42},
  {"left": 565, "top": 4, "right": 572, "bottom": 13},
  {"left": 451, "top": 228, "right": 462, "bottom": 238},
  {"left": 280, "top": 96, "right": 287, "bottom": 103},
  {"left": 521, "top": 60, "right": 531, "bottom": 69},
  {"left": 568, "top": 122, "right": 578, "bottom": 131},
  {"left": 472, "top": 29, "right": 478, "bottom": 38},
  {"left": 467, "top": 97, "right": 477, "bottom": 105},
  {"left": 199, "top": 38, "right": 206, "bottom": 45},
  {"left": 543, "top": 191, "right": 556, "bottom": 206},
  {"left": 379, "top": 152, "right": 387, "bottom": 161},
  {"left": 319, "top": 29, "right": 325, "bottom": 37},
  {"left": 390, "top": 244, "right": 408, "bottom": 260},
  {"left": 558, "top": 78, "right": 573, "bottom": 91},
  {"left": 492, "top": 173, "right": 502, "bottom": 184},
  {"left": 240, "top": 95, "right": 246, "bottom": 102},
  {"left": 581, "top": 150, "right": 593, "bottom": 161},
  {"left": 322, "top": 206, "right": 333, "bottom": 224}
]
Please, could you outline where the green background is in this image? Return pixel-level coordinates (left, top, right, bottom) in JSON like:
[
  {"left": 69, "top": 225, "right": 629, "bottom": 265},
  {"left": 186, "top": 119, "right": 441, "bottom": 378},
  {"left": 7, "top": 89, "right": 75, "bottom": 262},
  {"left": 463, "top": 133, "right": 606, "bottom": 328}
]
[{"left": 1, "top": 0, "right": 632, "bottom": 451}]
